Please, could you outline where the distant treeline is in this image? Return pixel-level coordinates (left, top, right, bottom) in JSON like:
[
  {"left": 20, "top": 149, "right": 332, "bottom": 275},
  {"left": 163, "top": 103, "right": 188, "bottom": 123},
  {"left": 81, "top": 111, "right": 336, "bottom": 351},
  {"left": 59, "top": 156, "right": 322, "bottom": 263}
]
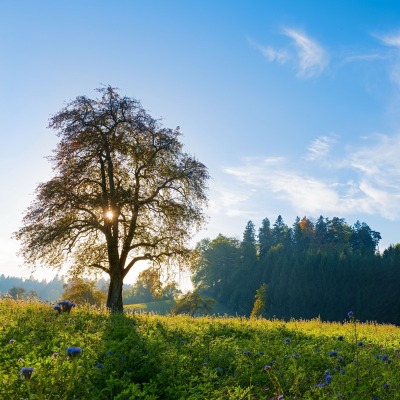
[
  {"left": 0, "top": 275, "right": 65, "bottom": 301},
  {"left": 0, "top": 275, "right": 135, "bottom": 303},
  {"left": 192, "top": 215, "right": 400, "bottom": 324}
]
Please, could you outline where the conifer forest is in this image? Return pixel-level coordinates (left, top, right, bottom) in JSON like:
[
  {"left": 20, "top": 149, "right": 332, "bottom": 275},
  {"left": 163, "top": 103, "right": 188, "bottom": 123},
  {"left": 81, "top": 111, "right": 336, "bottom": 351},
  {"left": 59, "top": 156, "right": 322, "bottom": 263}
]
[{"left": 191, "top": 215, "right": 400, "bottom": 324}]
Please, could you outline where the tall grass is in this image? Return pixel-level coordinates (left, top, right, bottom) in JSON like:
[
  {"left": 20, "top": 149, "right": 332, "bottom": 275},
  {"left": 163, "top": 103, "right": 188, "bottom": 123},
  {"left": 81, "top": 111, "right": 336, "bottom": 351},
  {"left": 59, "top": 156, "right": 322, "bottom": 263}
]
[{"left": 1, "top": 299, "right": 400, "bottom": 399}]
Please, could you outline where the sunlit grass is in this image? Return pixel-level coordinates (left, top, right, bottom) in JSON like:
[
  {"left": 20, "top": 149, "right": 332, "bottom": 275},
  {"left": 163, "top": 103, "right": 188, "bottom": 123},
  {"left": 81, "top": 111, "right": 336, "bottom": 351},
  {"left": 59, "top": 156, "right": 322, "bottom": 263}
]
[
  {"left": 1, "top": 298, "right": 400, "bottom": 399},
  {"left": 124, "top": 299, "right": 175, "bottom": 314}
]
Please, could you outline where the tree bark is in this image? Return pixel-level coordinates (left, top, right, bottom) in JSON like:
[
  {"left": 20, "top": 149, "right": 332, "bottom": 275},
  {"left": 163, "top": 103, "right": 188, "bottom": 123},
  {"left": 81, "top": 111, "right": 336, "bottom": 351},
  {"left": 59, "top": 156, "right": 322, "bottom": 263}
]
[{"left": 106, "top": 270, "right": 124, "bottom": 311}]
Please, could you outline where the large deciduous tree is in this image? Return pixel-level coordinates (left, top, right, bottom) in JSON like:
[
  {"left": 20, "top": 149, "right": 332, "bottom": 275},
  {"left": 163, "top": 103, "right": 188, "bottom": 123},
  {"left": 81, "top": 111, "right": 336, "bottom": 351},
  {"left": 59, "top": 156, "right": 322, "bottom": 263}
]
[{"left": 15, "top": 86, "right": 209, "bottom": 311}]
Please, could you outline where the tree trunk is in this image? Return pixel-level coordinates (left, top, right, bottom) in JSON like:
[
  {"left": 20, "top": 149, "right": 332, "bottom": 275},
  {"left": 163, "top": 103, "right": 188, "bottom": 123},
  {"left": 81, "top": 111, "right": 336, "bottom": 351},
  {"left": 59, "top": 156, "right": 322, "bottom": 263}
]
[{"left": 107, "top": 271, "right": 124, "bottom": 311}]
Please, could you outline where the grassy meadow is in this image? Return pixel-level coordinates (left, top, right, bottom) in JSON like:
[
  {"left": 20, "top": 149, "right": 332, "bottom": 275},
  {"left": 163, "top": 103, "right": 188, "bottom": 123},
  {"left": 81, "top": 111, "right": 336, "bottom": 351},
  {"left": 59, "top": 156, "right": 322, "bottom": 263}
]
[{"left": 1, "top": 299, "right": 400, "bottom": 399}]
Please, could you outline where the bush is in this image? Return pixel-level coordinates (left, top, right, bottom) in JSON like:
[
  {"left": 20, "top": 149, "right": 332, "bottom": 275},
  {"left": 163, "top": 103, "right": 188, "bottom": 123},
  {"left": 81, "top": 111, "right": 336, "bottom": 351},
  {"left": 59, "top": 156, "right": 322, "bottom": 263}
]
[{"left": 62, "top": 278, "right": 106, "bottom": 306}]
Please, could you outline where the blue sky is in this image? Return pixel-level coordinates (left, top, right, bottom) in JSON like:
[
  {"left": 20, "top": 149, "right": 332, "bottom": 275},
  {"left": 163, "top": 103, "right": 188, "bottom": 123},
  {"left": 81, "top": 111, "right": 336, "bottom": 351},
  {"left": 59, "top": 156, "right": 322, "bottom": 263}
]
[{"left": 2, "top": 1, "right": 400, "bottom": 282}]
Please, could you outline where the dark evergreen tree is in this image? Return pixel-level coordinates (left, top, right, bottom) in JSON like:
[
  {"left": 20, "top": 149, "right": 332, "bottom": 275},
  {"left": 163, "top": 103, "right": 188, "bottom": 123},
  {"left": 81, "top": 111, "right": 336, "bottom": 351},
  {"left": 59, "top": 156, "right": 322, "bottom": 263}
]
[
  {"left": 190, "top": 215, "right": 398, "bottom": 323},
  {"left": 292, "top": 216, "right": 314, "bottom": 252},
  {"left": 241, "top": 221, "right": 257, "bottom": 259},
  {"left": 258, "top": 217, "right": 273, "bottom": 258},
  {"left": 271, "top": 215, "right": 291, "bottom": 247},
  {"left": 229, "top": 221, "right": 259, "bottom": 314},
  {"left": 326, "top": 217, "right": 352, "bottom": 249},
  {"left": 315, "top": 215, "right": 329, "bottom": 248},
  {"left": 350, "top": 221, "right": 381, "bottom": 256}
]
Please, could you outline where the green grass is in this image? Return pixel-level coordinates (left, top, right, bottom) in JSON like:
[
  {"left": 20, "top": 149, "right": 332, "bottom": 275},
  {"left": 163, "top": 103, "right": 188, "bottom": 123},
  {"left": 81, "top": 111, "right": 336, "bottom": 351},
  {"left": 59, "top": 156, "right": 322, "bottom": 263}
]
[
  {"left": 124, "top": 299, "right": 175, "bottom": 314},
  {"left": 1, "top": 299, "right": 400, "bottom": 399},
  {"left": 124, "top": 299, "right": 232, "bottom": 316}
]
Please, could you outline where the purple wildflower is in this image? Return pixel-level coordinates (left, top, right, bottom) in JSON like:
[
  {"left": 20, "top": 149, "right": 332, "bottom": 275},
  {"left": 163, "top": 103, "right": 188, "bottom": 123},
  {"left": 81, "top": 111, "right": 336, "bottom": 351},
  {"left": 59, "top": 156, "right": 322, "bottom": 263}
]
[
  {"left": 67, "top": 347, "right": 82, "bottom": 358},
  {"left": 314, "top": 383, "right": 326, "bottom": 389},
  {"left": 53, "top": 305, "right": 61, "bottom": 314},
  {"left": 58, "top": 300, "right": 76, "bottom": 313},
  {"left": 20, "top": 367, "right": 34, "bottom": 380}
]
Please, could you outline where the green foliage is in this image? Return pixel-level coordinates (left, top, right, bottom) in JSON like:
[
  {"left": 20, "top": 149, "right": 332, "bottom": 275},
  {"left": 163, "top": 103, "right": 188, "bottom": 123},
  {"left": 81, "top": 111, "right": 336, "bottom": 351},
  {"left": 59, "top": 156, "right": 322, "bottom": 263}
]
[
  {"left": 124, "top": 299, "right": 232, "bottom": 316},
  {"left": 123, "top": 268, "right": 181, "bottom": 304},
  {"left": 0, "top": 275, "right": 64, "bottom": 301},
  {"left": 191, "top": 215, "right": 400, "bottom": 324},
  {"left": 250, "top": 283, "right": 267, "bottom": 318},
  {"left": 172, "top": 290, "right": 215, "bottom": 316},
  {"left": 8, "top": 286, "right": 26, "bottom": 299},
  {"left": 124, "top": 300, "right": 176, "bottom": 314},
  {"left": 15, "top": 86, "right": 209, "bottom": 311},
  {"left": 2, "top": 300, "right": 400, "bottom": 399},
  {"left": 8, "top": 286, "right": 39, "bottom": 300},
  {"left": 191, "top": 235, "right": 241, "bottom": 312},
  {"left": 62, "top": 278, "right": 107, "bottom": 306}
]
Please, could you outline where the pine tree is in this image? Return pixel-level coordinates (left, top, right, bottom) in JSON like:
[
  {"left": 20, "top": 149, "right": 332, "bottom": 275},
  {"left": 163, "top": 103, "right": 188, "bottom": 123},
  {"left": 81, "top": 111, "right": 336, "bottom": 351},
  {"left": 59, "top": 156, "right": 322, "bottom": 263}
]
[{"left": 258, "top": 217, "right": 273, "bottom": 258}]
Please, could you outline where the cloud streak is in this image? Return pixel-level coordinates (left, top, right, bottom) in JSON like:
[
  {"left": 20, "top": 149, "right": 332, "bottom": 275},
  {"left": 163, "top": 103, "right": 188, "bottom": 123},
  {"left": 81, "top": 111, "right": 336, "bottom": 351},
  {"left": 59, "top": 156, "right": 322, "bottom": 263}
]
[
  {"left": 220, "top": 134, "right": 400, "bottom": 221},
  {"left": 304, "top": 134, "right": 337, "bottom": 161},
  {"left": 253, "top": 27, "right": 328, "bottom": 78},
  {"left": 376, "top": 31, "right": 400, "bottom": 48},
  {"left": 253, "top": 26, "right": 400, "bottom": 85},
  {"left": 260, "top": 46, "right": 290, "bottom": 64},
  {"left": 373, "top": 30, "right": 400, "bottom": 88},
  {"left": 348, "top": 134, "right": 400, "bottom": 189},
  {"left": 283, "top": 28, "right": 328, "bottom": 77},
  {"left": 224, "top": 158, "right": 361, "bottom": 216}
]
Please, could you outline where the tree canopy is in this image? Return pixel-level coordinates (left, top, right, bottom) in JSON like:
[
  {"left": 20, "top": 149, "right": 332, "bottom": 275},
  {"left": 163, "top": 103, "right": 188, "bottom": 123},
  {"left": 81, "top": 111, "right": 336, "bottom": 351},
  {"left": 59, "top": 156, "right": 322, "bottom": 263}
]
[
  {"left": 122, "top": 268, "right": 181, "bottom": 304},
  {"left": 15, "top": 86, "right": 209, "bottom": 311},
  {"left": 189, "top": 215, "right": 400, "bottom": 323},
  {"left": 62, "top": 279, "right": 106, "bottom": 307}
]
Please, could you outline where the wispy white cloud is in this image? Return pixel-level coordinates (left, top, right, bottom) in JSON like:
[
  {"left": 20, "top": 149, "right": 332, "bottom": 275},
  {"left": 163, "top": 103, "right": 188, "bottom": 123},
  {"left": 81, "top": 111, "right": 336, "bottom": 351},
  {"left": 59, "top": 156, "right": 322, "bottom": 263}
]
[
  {"left": 341, "top": 53, "right": 386, "bottom": 65},
  {"left": 207, "top": 181, "right": 253, "bottom": 220},
  {"left": 220, "top": 134, "right": 400, "bottom": 221},
  {"left": 251, "top": 27, "right": 328, "bottom": 78},
  {"left": 388, "top": 61, "right": 400, "bottom": 88},
  {"left": 376, "top": 32, "right": 400, "bottom": 48},
  {"left": 358, "top": 180, "right": 400, "bottom": 219},
  {"left": 260, "top": 46, "right": 290, "bottom": 64},
  {"left": 248, "top": 37, "right": 290, "bottom": 64},
  {"left": 373, "top": 30, "right": 400, "bottom": 88},
  {"left": 224, "top": 158, "right": 360, "bottom": 215},
  {"left": 283, "top": 28, "right": 328, "bottom": 78},
  {"left": 252, "top": 26, "right": 400, "bottom": 85},
  {"left": 224, "top": 156, "right": 285, "bottom": 186},
  {"left": 212, "top": 191, "right": 249, "bottom": 209},
  {"left": 304, "top": 134, "right": 337, "bottom": 161},
  {"left": 348, "top": 134, "right": 400, "bottom": 189}
]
